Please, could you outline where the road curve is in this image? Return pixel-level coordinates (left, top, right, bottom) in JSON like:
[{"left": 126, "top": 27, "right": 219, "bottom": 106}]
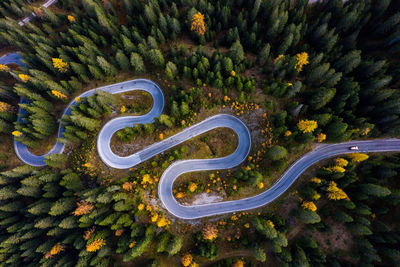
[
  {"left": 3, "top": 52, "right": 400, "bottom": 220},
  {"left": 2, "top": 0, "right": 399, "bottom": 220},
  {"left": 161, "top": 139, "right": 400, "bottom": 219},
  {"left": 98, "top": 114, "right": 250, "bottom": 169},
  {"left": 14, "top": 78, "right": 164, "bottom": 166}
]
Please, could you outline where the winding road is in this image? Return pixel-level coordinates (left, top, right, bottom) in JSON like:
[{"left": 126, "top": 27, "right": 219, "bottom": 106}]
[{"left": 0, "top": 0, "right": 399, "bottom": 220}]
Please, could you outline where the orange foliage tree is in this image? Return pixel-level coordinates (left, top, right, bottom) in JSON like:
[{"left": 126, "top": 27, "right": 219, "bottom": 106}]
[
  {"left": 191, "top": 12, "right": 206, "bottom": 35},
  {"left": 0, "top": 101, "right": 11, "bottom": 112},
  {"left": 316, "top": 133, "right": 326, "bottom": 142},
  {"left": 73, "top": 201, "right": 94, "bottom": 216},
  {"left": 202, "top": 224, "right": 218, "bottom": 241},
  {"left": 181, "top": 253, "right": 193, "bottom": 267},
  {"left": 86, "top": 238, "right": 106, "bottom": 252},
  {"left": 0, "top": 64, "right": 10, "bottom": 72}
]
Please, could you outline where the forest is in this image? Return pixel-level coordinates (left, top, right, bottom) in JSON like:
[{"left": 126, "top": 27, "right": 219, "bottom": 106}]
[{"left": 0, "top": 0, "right": 399, "bottom": 266}]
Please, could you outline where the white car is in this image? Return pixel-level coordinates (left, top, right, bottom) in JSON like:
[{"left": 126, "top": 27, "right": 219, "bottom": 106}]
[{"left": 349, "top": 146, "right": 359, "bottom": 150}]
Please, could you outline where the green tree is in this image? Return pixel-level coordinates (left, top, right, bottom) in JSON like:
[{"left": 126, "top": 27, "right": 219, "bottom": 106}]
[
  {"left": 266, "top": 146, "right": 288, "bottom": 161},
  {"left": 295, "top": 208, "right": 321, "bottom": 224},
  {"left": 309, "top": 88, "right": 336, "bottom": 110},
  {"left": 229, "top": 40, "right": 244, "bottom": 64},
  {"left": 222, "top": 57, "right": 233, "bottom": 76},
  {"left": 167, "top": 236, "right": 183, "bottom": 256},
  {"left": 252, "top": 245, "right": 266, "bottom": 262},
  {"left": 360, "top": 184, "right": 391, "bottom": 197},
  {"left": 97, "top": 56, "right": 117, "bottom": 76},
  {"left": 115, "top": 50, "right": 130, "bottom": 71},
  {"left": 148, "top": 49, "right": 165, "bottom": 67},
  {"left": 49, "top": 197, "right": 75, "bottom": 216},
  {"left": 44, "top": 154, "right": 68, "bottom": 168},
  {"left": 130, "top": 53, "right": 146, "bottom": 73},
  {"left": 165, "top": 61, "right": 178, "bottom": 80}
]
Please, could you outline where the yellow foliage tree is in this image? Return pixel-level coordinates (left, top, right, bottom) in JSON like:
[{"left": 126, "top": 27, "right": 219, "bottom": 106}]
[
  {"left": 191, "top": 12, "right": 206, "bottom": 35},
  {"left": 156, "top": 216, "right": 170, "bottom": 227},
  {"left": 86, "top": 239, "right": 106, "bottom": 252},
  {"left": 151, "top": 213, "right": 159, "bottom": 222},
  {"left": 347, "top": 153, "right": 369, "bottom": 163},
  {"left": 327, "top": 181, "right": 349, "bottom": 200},
  {"left": 142, "top": 174, "right": 152, "bottom": 184},
  {"left": 313, "top": 193, "right": 321, "bottom": 200},
  {"left": 122, "top": 182, "right": 134, "bottom": 191},
  {"left": 18, "top": 74, "right": 30, "bottom": 82},
  {"left": 52, "top": 90, "right": 67, "bottom": 99},
  {"left": 311, "top": 177, "right": 321, "bottom": 184},
  {"left": 297, "top": 120, "right": 318, "bottom": 133},
  {"left": 181, "top": 253, "right": 193, "bottom": 267},
  {"left": 138, "top": 203, "right": 145, "bottom": 211},
  {"left": 285, "top": 130, "right": 292, "bottom": 136},
  {"left": 12, "top": 131, "right": 22, "bottom": 137},
  {"left": 328, "top": 166, "right": 346, "bottom": 173},
  {"left": 266, "top": 220, "right": 275, "bottom": 228},
  {"left": 52, "top": 58, "right": 69, "bottom": 73},
  {"left": 67, "top": 15, "right": 75, "bottom": 22},
  {"left": 0, "top": 64, "right": 10, "bottom": 72},
  {"left": 176, "top": 192, "right": 185, "bottom": 198},
  {"left": 83, "top": 227, "right": 95, "bottom": 240},
  {"left": 188, "top": 182, "right": 197, "bottom": 192},
  {"left": 73, "top": 201, "right": 94, "bottom": 216},
  {"left": 294, "top": 52, "right": 309, "bottom": 72},
  {"left": 316, "top": 133, "right": 326, "bottom": 142},
  {"left": 49, "top": 243, "right": 65, "bottom": 256},
  {"left": 202, "top": 224, "right": 218, "bottom": 241},
  {"left": 0, "top": 101, "right": 11, "bottom": 112},
  {"left": 273, "top": 54, "right": 284, "bottom": 63},
  {"left": 121, "top": 105, "right": 126, "bottom": 113},
  {"left": 335, "top": 158, "right": 348, "bottom": 167},
  {"left": 233, "top": 260, "right": 245, "bottom": 267},
  {"left": 301, "top": 201, "right": 317, "bottom": 212}
]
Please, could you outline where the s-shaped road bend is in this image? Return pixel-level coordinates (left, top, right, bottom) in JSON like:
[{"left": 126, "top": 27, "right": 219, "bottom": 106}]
[
  {"left": 2, "top": 1, "right": 400, "bottom": 219},
  {"left": 3, "top": 51, "right": 400, "bottom": 220}
]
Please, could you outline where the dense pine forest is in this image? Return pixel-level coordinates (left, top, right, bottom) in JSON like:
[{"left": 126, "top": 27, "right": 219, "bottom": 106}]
[{"left": 0, "top": 0, "right": 399, "bottom": 266}]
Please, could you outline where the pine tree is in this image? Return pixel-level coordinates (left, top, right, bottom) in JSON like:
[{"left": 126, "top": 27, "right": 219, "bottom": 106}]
[
  {"left": 49, "top": 197, "right": 75, "bottom": 216},
  {"left": 165, "top": 61, "right": 178, "bottom": 80},
  {"left": 121, "top": 34, "right": 136, "bottom": 54},
  {"left": 167, "top": 236, "right": 183, "bottom": 256},
  {"left": 96, "top": 56, "right": 117, "bottom": 76},
  {"left": 148, "top": 49, "right": 165, "bottom": 67},
  {"left": 229, "top": 40, "right": 244, "bottom": 64},
  {"left": 222, "top": 57, "right": 233, "bottom": 76},
  {"left": 44, "top": 154, "right": 68, "bottom": 168},
  {"left": 115, "top": 50, "right": 130, "bottom": 71},
  {"left": 130, "top": 53, "right": 146, "bottom": 73},
  {"left": 309, "top": 88, "right": 336, "bottom": 110}
]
